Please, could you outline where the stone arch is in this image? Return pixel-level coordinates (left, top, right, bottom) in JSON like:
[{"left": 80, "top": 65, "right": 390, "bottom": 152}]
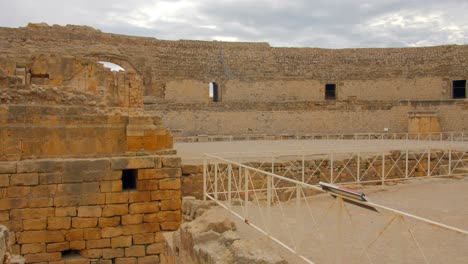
[{"left": 86, "top": 54, "right": 144, "bottom": 108}]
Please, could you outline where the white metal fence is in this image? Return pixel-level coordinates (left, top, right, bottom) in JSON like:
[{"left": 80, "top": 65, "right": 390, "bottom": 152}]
[
  {"left": 176, "top": 132, "right": 467, "bottom": 143},
  {"left": 203, "top": 147, "right": 468, "bottom": 263}
]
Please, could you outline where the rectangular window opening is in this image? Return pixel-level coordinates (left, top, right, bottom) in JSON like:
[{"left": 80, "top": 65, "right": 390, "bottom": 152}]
[
  {"left": 209, "top": 82, "right": 220, "bottom": 102},
  {"left": 453, "top": 80, "right": 466, "bottom": 99},
  {"left": 122, "top": 169, "right": 137, "bottom": 190},
  {"left": 325, "top": 84, "right": 336, "bottom": 100},
  {"left": 61, "top": 250, "right": 81, "bottom": 259}
]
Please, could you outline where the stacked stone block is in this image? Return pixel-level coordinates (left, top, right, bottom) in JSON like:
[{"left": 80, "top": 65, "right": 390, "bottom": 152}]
[{"left": 0, "top": 155, "right": 182, "bottom": 263}]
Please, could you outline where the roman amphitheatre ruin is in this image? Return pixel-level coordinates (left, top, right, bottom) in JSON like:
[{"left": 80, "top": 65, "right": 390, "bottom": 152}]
[{"left": 0, "top": 23, "right": 467, "bottom": 264}]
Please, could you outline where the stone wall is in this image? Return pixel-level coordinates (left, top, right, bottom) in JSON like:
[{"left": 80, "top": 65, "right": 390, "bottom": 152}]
[
  {"left": 149, "top": 100, "right": 468, "bottom": 136},
  {"left": 0, "top": 155, "right": 182, "bottom": 263}
]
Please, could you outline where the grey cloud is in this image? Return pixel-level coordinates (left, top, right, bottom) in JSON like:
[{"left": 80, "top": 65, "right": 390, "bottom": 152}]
[{"left": 0, "top": 0, "right": 467, "bottom": 48}]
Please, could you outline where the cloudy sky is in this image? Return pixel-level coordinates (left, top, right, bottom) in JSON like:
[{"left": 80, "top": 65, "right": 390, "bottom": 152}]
[{"left": 1, "top": 0, "right": 468, "bottom": 48}]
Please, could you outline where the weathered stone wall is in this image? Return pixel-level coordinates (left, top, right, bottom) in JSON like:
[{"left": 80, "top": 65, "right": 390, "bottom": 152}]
[
  {"left": 0, "top": 155, "right": 182, "bottom": 263},
  {"left": 0, "top": 105, "right": 173, "bottom": 161},
  {"left": 148, "top": 100, "right": 468, "bottom": 136},
  {"left": 1, "top": 24, "right": 468, "bottom": 102}
]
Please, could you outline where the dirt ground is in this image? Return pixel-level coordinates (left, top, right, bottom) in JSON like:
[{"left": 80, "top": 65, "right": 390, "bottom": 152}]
[
  {"left": 175, "top": 139, "right": 468, "bottom": 164},
  {"left": 177, "top": 139, "right": 468, "bottom": 263},
  {"left": 209, "top": 177, "right": 468, "bottom": 264}
]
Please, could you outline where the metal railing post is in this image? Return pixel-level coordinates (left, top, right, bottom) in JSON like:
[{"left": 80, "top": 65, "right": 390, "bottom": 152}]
[
  {"left": 427, "top": 148, "right": 431, "bottom": 177},
  {"left": 382, "top": 152, "right": 385, "bottom": 185},
  {"left": 448, "top": 148, "right": 452, "bottom": 174},
  {"left": 244, "top": 169, "right": 249, "bottom": 219},
  {"left": 302, "top": 154, "right": 305, "bottom": 183},
  {"left": 405, "top": 149, "right": 409, "bottom": 179},
  {"left": 228, "top": 164, "right": 232, "bottom": 209},
  {"left": 330, "top": 153, "right": 334, "bottom": 184},
  {"left": 203, "top": 158, "right": 207, "bottom": 201},
  {"left": 357, "top": 152, "right": 361, "bottom": 183},
  {"left": 214, "top": 161, "right": 218, "bottom": 200}
]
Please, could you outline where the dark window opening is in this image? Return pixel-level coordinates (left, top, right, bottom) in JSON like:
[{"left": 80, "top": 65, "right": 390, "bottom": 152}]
[
  {"left": 31, "top": 73, "right": 49, "bottom": 79},
  {"left": 453, "top": 80, "right": 466, "bottom": 99},
  {"left": 325, "top": 84, "right": 336, "bottom": 100},
  {"left": 61, "top": 250, "right": 81, "bottom": 259},
  {"left": 122, "top": 169, "right": 137, "bottom": 190},
  {"left": 209, "top": 82, "right": 220, "bottom": 102}
]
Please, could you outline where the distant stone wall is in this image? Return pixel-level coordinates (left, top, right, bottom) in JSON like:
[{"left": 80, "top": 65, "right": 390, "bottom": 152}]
[
  {"left": 1, "top": 25, "right": 468, "bottom": 102},
  {"left": 0, "top": 155, "right": 182, "bottom": 263},
  {"left": 149, "top": 100, "right": 468, "bottom": 136}
]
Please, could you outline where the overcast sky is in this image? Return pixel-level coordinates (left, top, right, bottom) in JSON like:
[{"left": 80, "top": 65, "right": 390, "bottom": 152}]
[{"left": 1, "top": 0, "right": 468, "bottom": 48}]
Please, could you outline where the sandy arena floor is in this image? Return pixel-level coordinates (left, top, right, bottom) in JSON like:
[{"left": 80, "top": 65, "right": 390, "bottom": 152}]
[{"left": 178, "top": 140, "right": 468, "bottom": 263}]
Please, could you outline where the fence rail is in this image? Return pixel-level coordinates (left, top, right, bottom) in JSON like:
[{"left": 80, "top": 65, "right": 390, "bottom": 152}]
[
  {"left": 203, "top": 146, "right": 468, "bottom": 263},
  {"left": 176, "top": 132, "right": 467, "bottom": 143}
]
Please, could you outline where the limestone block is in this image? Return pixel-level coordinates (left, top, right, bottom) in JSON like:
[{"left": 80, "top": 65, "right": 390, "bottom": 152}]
[
  {"left": 28, "top": 197, "right": 53, "bottom": 208},
  {"left": 132, "top": 234, "right": 154, "bottom": 245},
  {"left": 128, "top": 192, "right": 151, "bottom": 203},
  {"left": 23, "top": 219, "right": 47, "bottom": 231},
  {"left": 18, "top": 231, "right": 65, "bottom": 243},
  {"left": 146, "top": 243, "right": 164, "bottom": 255},
  {"left": 72, "top": 218, "right": 98, "bottom": 228},
  {"left": 39, "top": 172, "right": 63, "bottom": 185},
  {"left": 47, "top": 217, "right": 72, "bottom": 230},
  {"left": 80, "top": 249, "right": 103, "bottom": 259},
  {"left": 144, "top": 211, "right": 180, "bottom": 223},
  {"left": 100, "top": 180, "right": 123, "bottom": 193},
  {"left": 7, "top": 186, "right": 31, "bottom": 198},
  {"left": 21, "top": 243, "right": 46, "bottom": 254},
  {"left": 159, "top": 179, "right": 181, "bottom": 190},
  {"left": 56, "top": 183, "right": 100, "bottom": 196},
  {"left": 160, "top": 222, "right": 179, "bottom": 231},
  {"left": 111, "top": 236, "right": 132, "bottom": 248},
  {"left": 182, "top": 165, "right": 198, "bottom": 175},
  {"left": 98, "top": 217, "right": 121, "bottom": 227},
  {"left": 17, "top": 159, "right": 63, "bottom": 173},
  {"left": 137, "top": 255, "right": 160, "bottom": 264},
  {"left": 24, "top": 252, "right": 61, "bottom": 263},
  {"left": 115, "top": 257, "right": 137, "bottom": 264},
  {"left": 102, "top": 204, "right": 128, "bottom": 217},
  {"left": 0, "top": 162, "right": 16, "bottom": 173},
  {"left": 122, "top": 223, "right": 160, "bottom": 235},
  {"left": 136, "top": 180, "right": 159, "bottom": 191},
  {"left": 0, "top": 213, "right": 8, "bottom": 222},
  {"left": 78, "top": 206, "right": 102, "bottom": 218},
  {"left": 160, "top": 199, "right": 181, "bottom": 211},
  {"left": 111, "top": 157, "right": 155, "bottom": 170},
  {"left": 70, "top": 241, "right": 86, "bottom": 251},
  {"left": 102, "top": 248, "right": 124, "bottom": 259},
  {"left": 129, "top": 202, "right": 159, "bottom": 214},
  {"left": 101, "top": 227, "right": 123, "bottom": 238},
  {"left": 0, "top": 198, "right": 28, "bottom": 211},
  {"left": 30, "top": 185, "right": 57, "bottom": 198},
  {"left": 65, "top": 229, "right": 84, "bottom": 241},
  {"left": 10, "top": 208, "right": 54, "bottom": 220},
  {"left": 87, "top": 239, "right": 110, "bottom": 249},
  {"left": 161, "top": 157, "right": 181, "bottom": 168},
  {"left": 10, "top": 173, "right": 38, "bottom": 186},
  {"left": 105, "top": 192, "right": 129, "bottom": 204},
  {"left": 124, "top": 246, "right": 145, "bottom": 257},
  {"left": 55, "top": 207, "right": 77, "bottom": 217},
  {"left": 46, "top": 242, "right": 69, "bottom": 252},
  {"left": 0, "top": 174, "right": 9, "bottom": 187},
  {"left": 231, "top": 240, "right": 287, "bottom": 264},
  {"left": 138, "top": 168, "right": 180, "bottom": 180},
  {"left": 150, "top": 190, "right": 181, "bottom": 201},
  {"left": 83, "top": 228, "right": 101, "bottom": 240},
  {"left": 121, "top": 214, "right": 143, "bottom": 226}
]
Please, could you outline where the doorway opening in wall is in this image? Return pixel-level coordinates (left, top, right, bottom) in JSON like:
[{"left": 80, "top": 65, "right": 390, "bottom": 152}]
[
  {"left": 209, "top": 82, "right": 220, "bottom": 102},
  {"left": 453, "top": 80, "right": 466, "bottom": 99},
  {"left": 325, "top": 84, "right": 336, "bottom": 100},
  {"left": 122, "top": 169, "right": 137, "bottom": 190}
]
